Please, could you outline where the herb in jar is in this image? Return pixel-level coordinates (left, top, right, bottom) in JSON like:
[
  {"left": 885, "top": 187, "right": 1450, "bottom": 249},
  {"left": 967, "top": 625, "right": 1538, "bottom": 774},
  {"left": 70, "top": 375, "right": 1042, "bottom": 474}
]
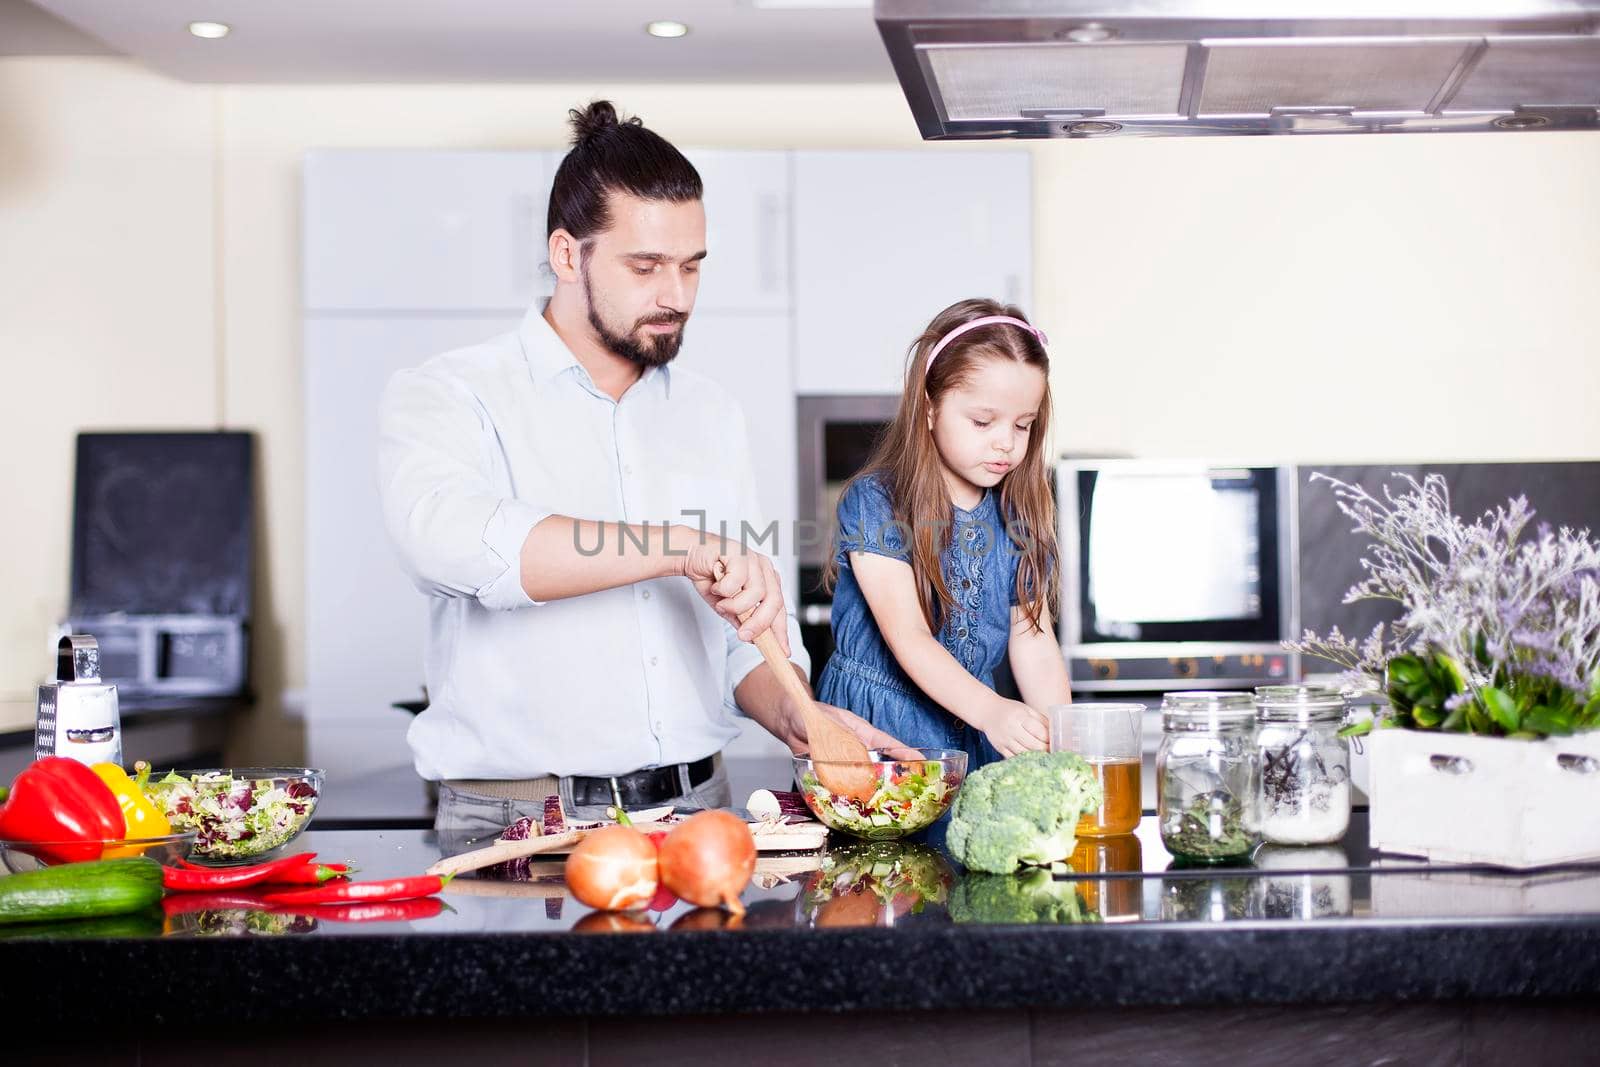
[{"left": 1164, "top": 791, "right": 1254, "bottom": 860}]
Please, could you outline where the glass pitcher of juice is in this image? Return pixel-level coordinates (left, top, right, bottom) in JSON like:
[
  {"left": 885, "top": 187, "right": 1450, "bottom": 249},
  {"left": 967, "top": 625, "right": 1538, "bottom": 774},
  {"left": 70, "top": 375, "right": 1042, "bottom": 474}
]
[{"left": 1049, "top": 702, "right": 1145, "bottom": 836}]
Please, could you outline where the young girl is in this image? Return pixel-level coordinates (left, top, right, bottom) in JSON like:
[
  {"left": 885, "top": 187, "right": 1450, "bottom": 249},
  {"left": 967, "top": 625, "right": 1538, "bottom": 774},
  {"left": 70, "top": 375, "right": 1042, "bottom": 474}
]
[{"left": 819, "top": 298, "right": 1072, "bottom": 770}]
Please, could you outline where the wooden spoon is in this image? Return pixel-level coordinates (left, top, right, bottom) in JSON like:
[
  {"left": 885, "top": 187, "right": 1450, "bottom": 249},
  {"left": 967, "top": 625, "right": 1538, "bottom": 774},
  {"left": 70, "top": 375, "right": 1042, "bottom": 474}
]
[{"left": 712, "top": 561, "right": 878, "bottom": 802}]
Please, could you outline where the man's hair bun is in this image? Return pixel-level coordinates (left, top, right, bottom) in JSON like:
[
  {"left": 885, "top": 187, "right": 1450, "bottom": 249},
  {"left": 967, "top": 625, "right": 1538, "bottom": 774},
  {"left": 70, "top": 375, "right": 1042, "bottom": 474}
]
[{"left": 568, "top": 99, "right": 641, "bottom": 145}]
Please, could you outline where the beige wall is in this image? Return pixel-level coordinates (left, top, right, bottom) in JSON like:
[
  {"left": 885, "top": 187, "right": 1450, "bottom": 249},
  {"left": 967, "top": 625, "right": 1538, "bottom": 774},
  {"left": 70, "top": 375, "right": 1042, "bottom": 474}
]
[{"left": 3, "top": 56, "right": 1598, "bottom": 763}]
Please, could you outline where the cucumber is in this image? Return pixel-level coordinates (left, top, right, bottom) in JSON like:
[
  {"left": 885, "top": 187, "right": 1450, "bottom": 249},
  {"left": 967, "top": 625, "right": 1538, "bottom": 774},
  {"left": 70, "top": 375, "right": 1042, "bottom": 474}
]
[
  {"left": 0, "top": 907, "right": 163, "bottom": 940},
  {"left": 0, "top": 857, "right": 164, "bottom": 926}
]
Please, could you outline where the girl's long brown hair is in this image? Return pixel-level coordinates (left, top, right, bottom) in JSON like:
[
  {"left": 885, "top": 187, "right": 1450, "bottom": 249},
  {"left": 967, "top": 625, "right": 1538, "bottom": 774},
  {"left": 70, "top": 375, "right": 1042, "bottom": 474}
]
[{"left": 824, "top": 298, "right": 1059, "bottom": 637}]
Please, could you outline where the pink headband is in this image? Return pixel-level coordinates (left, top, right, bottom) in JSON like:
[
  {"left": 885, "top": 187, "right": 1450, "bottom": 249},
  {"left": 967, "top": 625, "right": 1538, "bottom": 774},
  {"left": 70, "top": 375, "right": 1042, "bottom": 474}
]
[{"left": 925, "top": 315, "right": 1048, "bottom": 373}]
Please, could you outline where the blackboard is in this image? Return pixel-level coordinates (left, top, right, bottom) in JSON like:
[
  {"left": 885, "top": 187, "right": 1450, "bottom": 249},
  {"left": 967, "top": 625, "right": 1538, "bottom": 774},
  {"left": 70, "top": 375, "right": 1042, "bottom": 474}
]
[
  {"left": 71, "top": 432, "right": 255, "bottom": 617},
  {"left": 1296, "top": 461, "right": 1600, "bottom": 660}
]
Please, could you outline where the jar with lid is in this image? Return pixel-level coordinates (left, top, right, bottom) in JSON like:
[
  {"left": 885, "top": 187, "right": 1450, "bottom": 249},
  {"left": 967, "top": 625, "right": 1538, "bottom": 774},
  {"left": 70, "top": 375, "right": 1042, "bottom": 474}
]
[
  {"left": 1254, "top": 685, "right": 1351, "bottom": 846},
  {"left": 1156, "top": 692, "right": 1260, "bottom": 863}
]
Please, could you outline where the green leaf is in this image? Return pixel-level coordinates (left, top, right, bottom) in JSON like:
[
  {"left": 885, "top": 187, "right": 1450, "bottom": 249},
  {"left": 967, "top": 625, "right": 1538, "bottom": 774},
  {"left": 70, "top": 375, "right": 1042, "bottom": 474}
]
[
  {"left": 1337, "top": 719, "right": 1374, "bottom": 739},
  {"left": 1431, "top": 653, "right": 1470, "bottom": 696},
  {"left": 1387, "top": 655, "right": 1427, "bottom": 689},
  {"left": 1473, "top": 631, "right": 1491, "bottom": 669},
  {"left": 1522, "top": 705, "right": 1574, "bottom": 737},
  {"left": 1482, "top": 686, "right": 1520, "bottom": 734},
  {"left": 1440, "top": 705, "right": 1467, "bottom": 732},
  {"left": 1412, "top": 701, "right": 1446, "bottom": 729},
  {"left": 1581, "top": 695, "right": 1600, "bottom": 729}
]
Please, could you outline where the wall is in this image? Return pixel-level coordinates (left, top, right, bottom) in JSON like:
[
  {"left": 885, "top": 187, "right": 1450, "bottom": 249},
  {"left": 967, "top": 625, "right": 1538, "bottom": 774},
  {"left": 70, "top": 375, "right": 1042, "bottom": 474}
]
[{"left": 2, "top": 56, "right": 1598, "bottom": 765}]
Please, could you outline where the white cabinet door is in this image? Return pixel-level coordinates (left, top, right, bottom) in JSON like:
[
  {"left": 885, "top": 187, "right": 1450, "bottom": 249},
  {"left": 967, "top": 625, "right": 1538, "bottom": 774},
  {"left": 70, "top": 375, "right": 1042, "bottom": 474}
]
[
  {"left": 793, "top": 151, "right": 1032, "bottom": 394},
  {"left": 675, "top": 312, "right": 798, "bottom": 602},
  {"left": 676, "top": 311, "right": 799, "bottom": 767},
  {"left": 681, "top": 150, "right": 791, "bottom": 314},
  {"left": 303, "top": 314, "right": 519, "bottom": 777},
  {"left": 303, "top": 151, "right": 549, "bottom": 312}
]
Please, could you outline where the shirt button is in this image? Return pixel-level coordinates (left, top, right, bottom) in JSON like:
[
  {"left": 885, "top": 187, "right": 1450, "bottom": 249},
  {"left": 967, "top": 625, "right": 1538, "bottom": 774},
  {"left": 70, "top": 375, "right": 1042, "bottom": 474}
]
[
  {"left": 958, "top": 628, "right": 968, "bottom": 638},
  {"left": 650, "top": 656, "right": 659, "bottom": 667},
  {"left": 641, "top": 589, "right": 652, "bottom": 600},
  {"left": 623, "top": 464, "right": 634, "bottom": 476},
  {"left": 962, "top": 579, "right": 972, "bottom": 589}
]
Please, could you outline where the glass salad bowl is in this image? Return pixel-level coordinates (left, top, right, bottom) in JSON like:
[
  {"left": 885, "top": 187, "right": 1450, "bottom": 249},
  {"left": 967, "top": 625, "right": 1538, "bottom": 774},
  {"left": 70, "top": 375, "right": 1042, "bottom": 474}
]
[
  {"left": 793, "top": 748, "right": 966, "bottom": 840},
  {"left": 0, "top": 831, "right": 198, "bottom": 874},
  {"left": 141, "top": 767, "right": 323, "bottom": 864}
]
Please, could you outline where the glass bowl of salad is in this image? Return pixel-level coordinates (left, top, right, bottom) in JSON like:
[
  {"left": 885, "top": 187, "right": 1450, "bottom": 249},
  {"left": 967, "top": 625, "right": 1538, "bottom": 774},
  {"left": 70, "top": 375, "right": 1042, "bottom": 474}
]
[
  {"left": 793, "top": 748, "right": 966, "bottom": 840},
  {"left": 141, "top": 767, "right": 323, "bottom": 864},
  {"left": 0, "top": 831, "right": 198, "bottom": 874}
]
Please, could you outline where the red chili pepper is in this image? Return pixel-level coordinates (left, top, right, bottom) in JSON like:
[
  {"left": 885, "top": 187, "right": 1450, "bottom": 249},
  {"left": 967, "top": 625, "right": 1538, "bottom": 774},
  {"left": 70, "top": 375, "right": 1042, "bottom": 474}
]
[
  {"left": 0, "top": 757, "right": 125, "bottom": 863},
  {"left": 161, "top": 891, "right": 280, "bottom": 917},
  {"left": 161, "top": 851, "right": 317, "bottom": 892},
  {"left": 282, "top": 897, "right": 447, "bottom": 923},
  {"left": 262, "top": 873, "right": 450, "bottom": 907},
  {"left": 260, "top": 862, "right": 354, "bottom": 885}
]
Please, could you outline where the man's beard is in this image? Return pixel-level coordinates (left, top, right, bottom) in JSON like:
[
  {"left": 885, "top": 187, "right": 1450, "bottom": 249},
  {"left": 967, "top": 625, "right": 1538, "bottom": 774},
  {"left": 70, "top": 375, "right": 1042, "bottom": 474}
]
[{"left": 582, "top": 262, "right": 687, "bottom": 368}]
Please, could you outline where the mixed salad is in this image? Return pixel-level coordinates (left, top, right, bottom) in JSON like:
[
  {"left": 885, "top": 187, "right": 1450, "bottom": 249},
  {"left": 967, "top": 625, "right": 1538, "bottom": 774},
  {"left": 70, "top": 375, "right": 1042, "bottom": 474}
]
[
  {"left": 143, "top": 771, "right": 318, "bottom": 859},
  {"left": 799, "top": 760, "right": 958, "bottom": 839}
]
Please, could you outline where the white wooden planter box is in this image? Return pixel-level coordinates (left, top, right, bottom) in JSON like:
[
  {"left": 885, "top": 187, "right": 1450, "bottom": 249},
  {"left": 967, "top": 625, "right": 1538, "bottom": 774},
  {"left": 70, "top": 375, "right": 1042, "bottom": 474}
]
[{"left": 1368, "top": 728, "right": 1600, "bottom": 869}]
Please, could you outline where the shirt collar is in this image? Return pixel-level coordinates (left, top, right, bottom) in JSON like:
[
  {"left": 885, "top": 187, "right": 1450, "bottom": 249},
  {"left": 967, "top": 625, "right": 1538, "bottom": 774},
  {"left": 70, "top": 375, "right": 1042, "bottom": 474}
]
[{"left": 518, "top": 303, "right": 672, "bottom": 398}]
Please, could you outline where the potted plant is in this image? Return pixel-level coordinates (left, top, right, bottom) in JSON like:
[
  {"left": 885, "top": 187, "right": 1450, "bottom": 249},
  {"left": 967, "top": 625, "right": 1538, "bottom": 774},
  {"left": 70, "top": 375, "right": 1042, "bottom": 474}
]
[{"left": 1291, "top": 472, "right": 1600, "bottom": 868}]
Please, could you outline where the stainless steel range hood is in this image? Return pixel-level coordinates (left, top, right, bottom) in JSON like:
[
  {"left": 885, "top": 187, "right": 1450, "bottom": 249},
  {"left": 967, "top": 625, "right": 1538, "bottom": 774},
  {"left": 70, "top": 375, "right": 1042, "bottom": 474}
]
[{"left": 875, "top": 0, "right": 1600, "bottom": 138}]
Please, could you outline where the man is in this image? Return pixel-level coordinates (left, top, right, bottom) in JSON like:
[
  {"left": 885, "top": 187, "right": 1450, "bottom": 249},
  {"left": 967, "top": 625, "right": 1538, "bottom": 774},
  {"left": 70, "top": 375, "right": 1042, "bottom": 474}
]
[{"left": 379, "top": 100, "right": 901, "bottom": 836}]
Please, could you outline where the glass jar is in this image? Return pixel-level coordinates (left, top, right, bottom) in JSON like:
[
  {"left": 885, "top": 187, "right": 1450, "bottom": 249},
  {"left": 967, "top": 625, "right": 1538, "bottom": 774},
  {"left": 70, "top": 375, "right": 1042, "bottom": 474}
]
[
  {"left": 1157, "top": 692, "right": 1260, "bottom": 863},
  {"left": 1251, "top": 844, "right": 1353, "bottom": 919},
  {"left": 1254, "top": 685, "right": 1351, "bottom": 846}
]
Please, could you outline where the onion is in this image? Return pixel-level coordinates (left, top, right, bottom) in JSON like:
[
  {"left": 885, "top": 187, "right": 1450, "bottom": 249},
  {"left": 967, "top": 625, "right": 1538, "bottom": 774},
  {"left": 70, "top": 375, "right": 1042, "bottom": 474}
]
[
  {"left": 564, "top": 825, "right": 659, "bottom": 911},
  {"left": 657, "top": 810, "right": 757, "bottom": 916},
  {"left": 573, "top": 911, "right": 656, "bottom": 934}
]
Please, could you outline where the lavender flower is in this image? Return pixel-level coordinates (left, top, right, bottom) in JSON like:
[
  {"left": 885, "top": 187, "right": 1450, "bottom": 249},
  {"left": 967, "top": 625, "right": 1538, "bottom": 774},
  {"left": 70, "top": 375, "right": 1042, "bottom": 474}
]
[{"left": 1288, "top": 473, "right": 1600, "bottom": 732}]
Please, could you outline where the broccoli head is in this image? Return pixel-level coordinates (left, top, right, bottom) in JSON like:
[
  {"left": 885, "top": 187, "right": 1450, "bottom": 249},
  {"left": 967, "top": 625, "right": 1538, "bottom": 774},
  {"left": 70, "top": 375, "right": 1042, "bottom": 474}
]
[
  {"left": 948, "top": 869, "right": 1101, "bottom": 925},
  {"left": 945, "top": 750, "right": 1103, "bottom": 873}
]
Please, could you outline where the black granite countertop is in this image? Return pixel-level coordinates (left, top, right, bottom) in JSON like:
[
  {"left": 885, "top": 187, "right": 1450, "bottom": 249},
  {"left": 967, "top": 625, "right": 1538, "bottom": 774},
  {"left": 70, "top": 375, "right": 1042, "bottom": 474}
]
[{"left": 5, "top": 810, "right": 1600, "bottom": 1028}]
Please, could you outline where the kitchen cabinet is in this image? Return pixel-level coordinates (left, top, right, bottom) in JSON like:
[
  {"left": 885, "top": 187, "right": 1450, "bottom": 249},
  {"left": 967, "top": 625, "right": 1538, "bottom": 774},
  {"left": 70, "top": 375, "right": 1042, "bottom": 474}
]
[
  {"left": 303, "top": 150, "right": 551, "bottom": 312},
  {"left": 303, "top": 313, "right": 520, "bottom": 778},
  {"left": 792, "top": 150, "right": 1032, "bottom": 394},
  {"left": 679, "top": 150, "right": 791, "bottom": 314},
  {"left": 300, "top": 147, "right": 1031, "bottom": 782}
]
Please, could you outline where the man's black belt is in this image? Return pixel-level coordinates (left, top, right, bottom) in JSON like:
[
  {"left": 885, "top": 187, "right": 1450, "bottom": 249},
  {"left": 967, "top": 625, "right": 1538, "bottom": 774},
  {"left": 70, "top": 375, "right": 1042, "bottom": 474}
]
[{"left": 570, "top": 755, "right": 715, "bottom": 809}]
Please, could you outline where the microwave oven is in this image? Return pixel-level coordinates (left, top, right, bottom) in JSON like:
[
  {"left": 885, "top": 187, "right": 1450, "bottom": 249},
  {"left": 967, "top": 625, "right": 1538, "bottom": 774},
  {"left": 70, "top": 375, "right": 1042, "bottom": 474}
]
[{"left": 1057, "top": 460, "right": 1300, "bottom": 693}]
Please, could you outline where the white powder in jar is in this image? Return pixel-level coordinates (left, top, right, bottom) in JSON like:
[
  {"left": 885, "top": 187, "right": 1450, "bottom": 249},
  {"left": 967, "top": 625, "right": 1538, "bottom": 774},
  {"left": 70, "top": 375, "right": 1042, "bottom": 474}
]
[{"left": 1259, "top": 776, "right": 1350, "bottom": 845}]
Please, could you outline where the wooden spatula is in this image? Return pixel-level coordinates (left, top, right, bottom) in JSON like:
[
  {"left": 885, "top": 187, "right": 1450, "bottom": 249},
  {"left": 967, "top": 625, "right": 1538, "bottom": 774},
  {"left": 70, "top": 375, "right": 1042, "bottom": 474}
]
[{"left": 712, "top": 561, "right": 878, "bottom": 802}]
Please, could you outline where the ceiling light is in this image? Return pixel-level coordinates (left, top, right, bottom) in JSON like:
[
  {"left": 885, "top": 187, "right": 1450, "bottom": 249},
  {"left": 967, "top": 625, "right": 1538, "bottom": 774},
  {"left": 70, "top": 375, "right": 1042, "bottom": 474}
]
[
  {"left": 645, "top": 20, "right": 690, "bottom": 39},
  {"left": 1061, "top": 24, "right": 1118, "bottom": 43},
  {"left": 187, "top": 21, "right": 230, "bottom": 39}
]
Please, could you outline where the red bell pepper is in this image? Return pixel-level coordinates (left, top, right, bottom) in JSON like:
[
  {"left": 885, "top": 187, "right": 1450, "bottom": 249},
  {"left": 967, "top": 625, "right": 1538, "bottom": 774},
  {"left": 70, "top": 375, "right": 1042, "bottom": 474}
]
[{"left": 0, "top": 757, "right": 125, "bottom": 863}]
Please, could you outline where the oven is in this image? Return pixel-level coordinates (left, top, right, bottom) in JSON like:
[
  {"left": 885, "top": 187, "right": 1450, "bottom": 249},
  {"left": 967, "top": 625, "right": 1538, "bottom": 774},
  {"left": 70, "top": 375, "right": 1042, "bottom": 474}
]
[{"left": 1057, "top": 460, "right": 1300, "bottom": 693}]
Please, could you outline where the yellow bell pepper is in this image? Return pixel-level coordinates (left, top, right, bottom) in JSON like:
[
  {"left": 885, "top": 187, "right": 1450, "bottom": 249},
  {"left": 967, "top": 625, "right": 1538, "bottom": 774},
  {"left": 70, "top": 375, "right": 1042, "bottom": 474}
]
[{"left": 91, "top": 762, "right": 172, "bottom": 840}]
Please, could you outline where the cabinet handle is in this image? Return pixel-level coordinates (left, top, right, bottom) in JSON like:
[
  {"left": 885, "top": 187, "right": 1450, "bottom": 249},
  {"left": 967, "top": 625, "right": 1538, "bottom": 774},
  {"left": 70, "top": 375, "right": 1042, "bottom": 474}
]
[
  {"left": 760, "top": 193, "right": 782, "bottom": 294},
  {"left": 511, "top": 193, "right": 537, "bottom": 297}
]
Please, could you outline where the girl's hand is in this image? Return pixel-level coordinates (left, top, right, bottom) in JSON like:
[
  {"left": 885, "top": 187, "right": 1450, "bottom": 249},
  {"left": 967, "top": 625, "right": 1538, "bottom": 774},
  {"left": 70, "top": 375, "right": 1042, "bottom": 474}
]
[{"left": 978, "top": 697, "right": 1049, "bottom": 758}]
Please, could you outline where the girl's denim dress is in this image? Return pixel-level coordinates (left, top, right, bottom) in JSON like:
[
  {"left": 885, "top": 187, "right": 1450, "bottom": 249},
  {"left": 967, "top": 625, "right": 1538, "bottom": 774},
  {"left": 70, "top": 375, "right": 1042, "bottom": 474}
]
[{"left": 817, "top": 472, "right": 1022, "bottom": 772}]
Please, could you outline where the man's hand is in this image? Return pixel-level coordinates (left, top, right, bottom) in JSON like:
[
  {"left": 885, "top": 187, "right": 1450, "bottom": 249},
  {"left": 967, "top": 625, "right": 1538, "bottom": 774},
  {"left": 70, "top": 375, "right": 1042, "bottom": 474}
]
[
  {"left": 782, "top": 694, "right": 921, "bottom": 761},
  {"left": 679, "top": 532, "right": 789, "bottom": 655}
]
